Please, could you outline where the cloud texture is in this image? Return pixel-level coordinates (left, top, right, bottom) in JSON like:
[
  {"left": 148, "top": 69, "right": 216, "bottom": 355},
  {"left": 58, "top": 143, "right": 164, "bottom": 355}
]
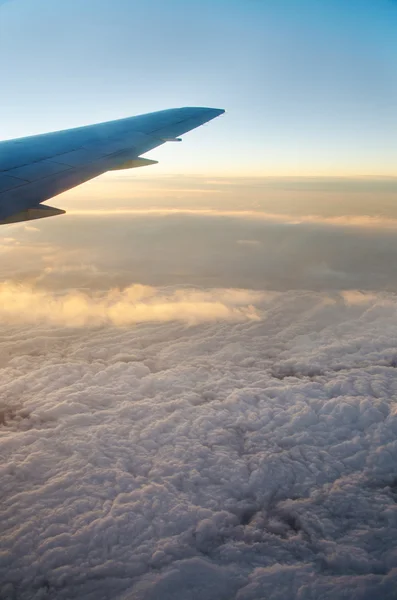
[
  {"left": 2, "top": 179, "right": 397, "bottom": 598},
  {"left": 0, "top": 283, "right": 262, "bottom": 327},
  {"left": 2, "top": 289, "right": 397, "bottom": 599}
]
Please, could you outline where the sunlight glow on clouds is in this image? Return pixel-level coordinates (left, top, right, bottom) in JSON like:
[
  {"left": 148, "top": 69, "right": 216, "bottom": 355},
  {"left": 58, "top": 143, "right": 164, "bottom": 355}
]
[
  {"left": 64, "top": 208, "right": 397, "bottom": 231},
  {"left": 0, "top": 283, "right": 262, "bottom": 327},
  {"left": 55, "top": 175, "right": 397, "bottom": 220}
]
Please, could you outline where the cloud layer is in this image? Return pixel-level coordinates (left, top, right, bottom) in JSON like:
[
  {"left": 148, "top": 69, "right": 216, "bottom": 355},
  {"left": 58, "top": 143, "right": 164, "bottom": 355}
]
[
  {"left": 0, "top": 283, "right": 262, "bottom": 327},
  {"left": 4, "top": 210, "right": 397, "bottom": 293},
  {"left": 2, "top": 289, "right": 397, "bottom": 599},
  {"left": 2, "top": 181, "right": 397, "bottom": 598}
]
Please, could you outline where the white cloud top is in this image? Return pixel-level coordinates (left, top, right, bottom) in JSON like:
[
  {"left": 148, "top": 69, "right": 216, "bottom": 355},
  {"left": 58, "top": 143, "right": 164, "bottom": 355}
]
[{"left": 2, "top": 288, "right": 397, "bottom": 599}]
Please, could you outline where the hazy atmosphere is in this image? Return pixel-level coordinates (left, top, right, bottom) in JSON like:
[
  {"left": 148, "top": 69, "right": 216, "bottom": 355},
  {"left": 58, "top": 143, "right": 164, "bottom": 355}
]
[{"left": 1, "top": 1, "right": 397, "bottom": 599}]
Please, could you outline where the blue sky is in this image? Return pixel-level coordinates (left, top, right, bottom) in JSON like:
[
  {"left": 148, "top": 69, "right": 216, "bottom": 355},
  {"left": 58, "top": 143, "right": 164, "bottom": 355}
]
[{"left": 1, "top": 0, "right": 396, "bottom": 175}]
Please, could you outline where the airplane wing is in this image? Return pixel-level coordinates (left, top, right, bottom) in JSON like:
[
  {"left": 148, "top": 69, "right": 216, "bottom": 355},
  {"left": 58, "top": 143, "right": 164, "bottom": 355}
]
[{"left": 0, "top": 106, "right": 224, "bottom": 225}]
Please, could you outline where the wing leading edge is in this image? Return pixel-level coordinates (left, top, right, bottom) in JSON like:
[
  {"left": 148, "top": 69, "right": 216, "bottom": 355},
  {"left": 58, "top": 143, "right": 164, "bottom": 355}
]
[{"left": 0, "top": 107, "right": 224, "bottom": 225}]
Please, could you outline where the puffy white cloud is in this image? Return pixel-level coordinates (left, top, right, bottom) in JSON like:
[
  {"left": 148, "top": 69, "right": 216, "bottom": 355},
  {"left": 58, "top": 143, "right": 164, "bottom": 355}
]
[
  {"left": 2, "top": 289, "right": 397, "bottom": 599},
  {"left": 0, "top": 283, "right": 262, "bottom": 327}
]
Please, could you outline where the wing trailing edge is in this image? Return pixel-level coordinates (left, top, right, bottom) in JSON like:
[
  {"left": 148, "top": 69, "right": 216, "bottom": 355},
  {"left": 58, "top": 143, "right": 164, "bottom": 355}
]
[
  {"left": 108, "top": 157, "right": 158, "bottom": 171},
  {"left": 0, "top": 204, "right": 65, "bottom": 225}
]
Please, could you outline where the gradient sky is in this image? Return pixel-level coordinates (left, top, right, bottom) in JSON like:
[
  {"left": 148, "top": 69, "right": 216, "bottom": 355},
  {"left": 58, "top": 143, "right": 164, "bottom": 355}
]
[{"left": 1, "top": 0, "right": 396, "bottom": 176}]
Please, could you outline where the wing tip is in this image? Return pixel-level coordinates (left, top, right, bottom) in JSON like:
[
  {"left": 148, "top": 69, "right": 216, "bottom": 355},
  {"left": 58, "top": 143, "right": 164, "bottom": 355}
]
[{"left": 181, "top": 107, "right": 225, "bottom": 117}]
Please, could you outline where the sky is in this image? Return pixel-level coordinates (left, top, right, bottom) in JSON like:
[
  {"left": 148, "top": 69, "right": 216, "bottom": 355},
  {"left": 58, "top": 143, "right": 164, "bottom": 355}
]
[
  {"left": 3, "top": 2, "right": 397, "bottom": 599},
  {"left": 1, "top": 0, "right": 397, "bottom": 175}
]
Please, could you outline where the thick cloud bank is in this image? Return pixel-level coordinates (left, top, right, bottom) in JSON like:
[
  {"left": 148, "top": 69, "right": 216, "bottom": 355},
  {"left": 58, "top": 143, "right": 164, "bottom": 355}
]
[
  {"left": 0, "top": 283, "right": 262, "bottom": 327},
  {"left": 2, "top": 289, "right": 397, "bottom": 599}
]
